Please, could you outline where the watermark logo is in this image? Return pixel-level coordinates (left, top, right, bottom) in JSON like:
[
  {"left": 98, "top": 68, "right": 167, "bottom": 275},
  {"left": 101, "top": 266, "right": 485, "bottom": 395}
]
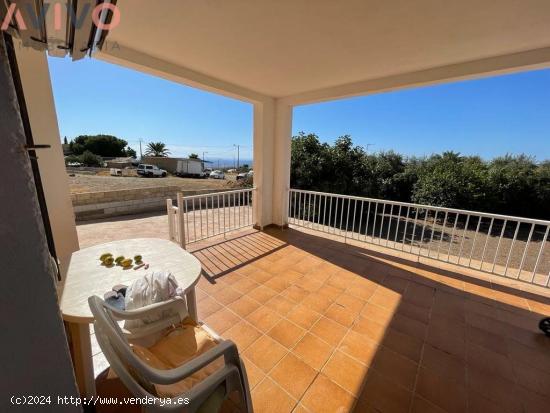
[{"left": 1, "top": 2, "right": 121, "bottom": 32}]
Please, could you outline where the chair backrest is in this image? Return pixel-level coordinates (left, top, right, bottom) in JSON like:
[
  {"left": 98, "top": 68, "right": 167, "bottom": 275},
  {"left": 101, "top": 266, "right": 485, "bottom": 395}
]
[{"left": 88, "top": 296, "right": 254, "bottom": 413}]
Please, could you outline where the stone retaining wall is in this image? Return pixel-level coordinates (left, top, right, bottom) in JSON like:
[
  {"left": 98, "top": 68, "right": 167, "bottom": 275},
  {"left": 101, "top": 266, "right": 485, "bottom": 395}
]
[{"left": 72, "top": 186, "right": 222, "bottom": 221}]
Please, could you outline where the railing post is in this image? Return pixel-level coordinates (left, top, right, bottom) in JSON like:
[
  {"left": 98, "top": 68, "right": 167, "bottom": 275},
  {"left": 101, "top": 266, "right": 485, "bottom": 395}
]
[
  {"left": 166, "top": 198, "right": 175, "bottom": 242},
  {"left": 177, "top": 192, "right": 186, "bottom": 250}
]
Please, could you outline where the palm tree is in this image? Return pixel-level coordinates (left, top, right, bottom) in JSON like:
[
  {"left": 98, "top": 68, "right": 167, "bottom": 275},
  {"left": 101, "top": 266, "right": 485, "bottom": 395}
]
[{"left": 145, "top": 142, "right": 171, "bottom": 157}]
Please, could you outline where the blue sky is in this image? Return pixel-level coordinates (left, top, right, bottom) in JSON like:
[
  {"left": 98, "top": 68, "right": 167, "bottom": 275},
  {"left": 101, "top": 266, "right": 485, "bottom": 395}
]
[{"left": 49, "top": 57, "right": 550, "bottom": 162}]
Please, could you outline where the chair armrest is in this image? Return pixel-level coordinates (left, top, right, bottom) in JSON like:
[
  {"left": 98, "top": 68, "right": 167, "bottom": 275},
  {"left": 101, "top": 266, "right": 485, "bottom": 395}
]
[
  {"left": 141, "top": 340, "right": 240, "bottom": 385},
  {"left": 105, "top": 296, "right": 187, "bottom": 321}
]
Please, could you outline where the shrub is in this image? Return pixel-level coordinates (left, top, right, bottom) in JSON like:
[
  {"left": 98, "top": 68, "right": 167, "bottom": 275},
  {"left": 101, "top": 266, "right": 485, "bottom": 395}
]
[{"left": 78, "top": 151, "right": 103, "bottom": 167}]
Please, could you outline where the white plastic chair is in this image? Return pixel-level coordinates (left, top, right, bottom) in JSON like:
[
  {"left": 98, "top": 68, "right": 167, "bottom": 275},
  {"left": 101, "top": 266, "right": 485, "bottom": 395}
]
[{"left": 88, "top": 295, "right": 253, "bottom": 413}]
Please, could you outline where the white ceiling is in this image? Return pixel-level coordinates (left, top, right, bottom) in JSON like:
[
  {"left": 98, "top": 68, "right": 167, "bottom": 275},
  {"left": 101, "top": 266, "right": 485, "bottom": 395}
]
[{"left": 107, "top": 0, "right": 550, "bottom": 98}]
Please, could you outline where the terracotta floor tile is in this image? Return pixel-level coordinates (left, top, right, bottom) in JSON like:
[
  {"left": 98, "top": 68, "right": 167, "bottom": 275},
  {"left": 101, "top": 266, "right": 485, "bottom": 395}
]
[
  {"left": 244, "top": 335, "right": 288, "bottom": 373},
  {"left": 231, "top": 277, "right": 258, "bottom": 294},
  {"left": 317, "top": 284, "right": 344, "bottom": 300},
  {"left": 411, "top": 396, "right": 447, "bottom": 413},
  {"left": 389, "top": 313, "right": 427, "bottom": 341},
  {"left": 515, "top": 385, "right": 550, "bottom": 413},
  {"left": 223, "top": 320, "right": 262, "bottom": 352},
  {"left": 293, "top": 333, "right": 334, "bottom": 370},
  {"left": 301, "top": 374, "right": 356, "bottom": 413},
  {"left": 372, "top": 346, "right": 418, "bottom": 390},
  {"left": 466, "top": 324, "right": 508, "bottom": 356},
  {"left": 291, "top": 404, "right": 311, "bottom": 413},
  {"left": 426, "top": 322, "right": 466, "bottom": 360},
  {"left": 322, "top": 350, "right": 368, "bottom": 396},
  {"left": 421, "top": 344, "right": 466, "bottom": 385},
  {"left": 403, "top": 282, "right": 435, "bottom": 308},
  {"left": 203, "top": 308, "right": 241, "bottom": 334},
  {"left": 467, "top": 366, "right": 522, "bottom": 413},
  {"left": 351, "top": 316, "right": 387, "bottom": 342},
  {"left": 360, "top": 302, "right": 395, "bottom": 326},
  {"left": 247, "top": 268, "right": 273, "bottom": 284},
  {"left": 286, "top": 304, "right": 322, "bottom": 329},
  {"left": 219, "top": 271, "right": 245, "bottom": 285},
  {"left": 246, "top": 306, "right": 282, "bottom": 333},
  {"left": 466, "top": 341, "right": 515, "bottom": 381},
  {"left": 197, "top": 295, "right": 222, "bottom": 319},
  {"left": 195, "top": 288, "right": 209, "bottom": 302},
  {"left": 280, "top": 270, "right": 304, "bottom": 285},
  {"left": 397, "top": 300, "right": 431, "bottom": 324},
  {"left": 227, "top": 295, "right": 261, "bottom": 318},
  {"left": 346, "top": 283, "right": 377, "bottom": 301},
  {"left": 415, "top": 367, "right": 467, "bottom": 413},
  {"left": 381, "top": 328, "right": 423, "bottom": 362},
  {"left": 467, "top": 389, "right": 512, "bottom": 413},
  {"left": 294, "top": 277, "right": 323, "bottom": 292},
  {"left": 251, "top": 378, "right": 296, "bottom": 413},
  {"left": 507, "top": 339, "right": 550, "bottom": 375},
  {"left": 265, "top": 295, "right": 296, "bottom": 316},
  {"left": 211, "top": 287, "right": 243, "bottom": 306},
  {"left": 357, "top": 369, "right": 413, "bottom": 413},
  {"left": 247, "top": 285, "right": 278, "bottom": 303},
  {"left": 512, "top": 359, "right": 550, "bottom": 397},
  {"left": 241, "top": 356, "right": 265, "bottom": 390},
  {"left": 324, "top": 303, "right": 357, "bottom": 327},
  {"left": 301, "top": 293, "right": 333, "bottom": 313},
  {"left": 339, "top": 330, "right": 378, "bottom": 366},
  {"left": 264, "top": 276, "right": 292, "bottom": 293},
  {"left": 270, "top": 353, "right": 317, "bottom": 400},
  {"left": 268, "top": 319, "right": 306, "bottom": 349},
  {"left": 310, "top": 316, "right": 348, "bottom": 347},
  {"left": 280, "top": 285, "right": 309, "bottom": 303},
  {"left": 370, "top": 288, "right": 402, "bottom": 312},
  {"left": 326, "top": 274, "right": 352, "bottom": 290},
  {"left": 381, "top": 274, "right": 410, "bottom": 293},
  {"left": 335, "top": 293, "right": 367, "bottom": 314}
]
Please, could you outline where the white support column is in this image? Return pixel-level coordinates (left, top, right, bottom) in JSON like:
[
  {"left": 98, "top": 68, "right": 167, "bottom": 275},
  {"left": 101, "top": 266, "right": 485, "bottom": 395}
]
[
  {"left": 253, "top": 99, "right": 293, "bottom": 228},
  {"left": 14, "top": 39, "right": 80, "bottom": 270},
  {"left": 272, "top": 100, "right": 293, "bottom": 227}
]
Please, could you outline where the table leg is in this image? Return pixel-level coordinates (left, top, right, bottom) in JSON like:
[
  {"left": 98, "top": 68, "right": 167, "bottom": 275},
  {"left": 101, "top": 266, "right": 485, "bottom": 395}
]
[
  {"left": 67, "top": 322, "right": 96, "bottom": 397},
  {"left": 186, "top": 288, "right": 198, "bottom": 322}
]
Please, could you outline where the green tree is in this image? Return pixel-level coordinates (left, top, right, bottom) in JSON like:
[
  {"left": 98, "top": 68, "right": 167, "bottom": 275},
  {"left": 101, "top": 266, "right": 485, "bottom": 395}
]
[
  {"left": 146, "top": 142, "right": 171, "bottom": 157},
  {"left": 125, "top": 146, "right": 137, "bottom": 158},
  {"left": 486, "top": 154, "right": 538, "bottom": 217},
  {"left": 78, "top": 150, "right": 103, "bottom": 167},
  {"left": 70, "top": 135, "right": 128, "bottom": 157},
  {"left": 189, "top": 153, "right": 199, "bottom": 159},
  {"left": 411, "top": 152, "right": 489, "bottom": 210},
  {"left": 63, "top": 136, "right": 68, "bottom": 145}
]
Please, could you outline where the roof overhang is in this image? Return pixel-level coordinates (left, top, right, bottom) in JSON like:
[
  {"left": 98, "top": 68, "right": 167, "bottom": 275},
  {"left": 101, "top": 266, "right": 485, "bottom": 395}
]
[{"left": 90, "top": 0, "right": 550, "bottom": 104}]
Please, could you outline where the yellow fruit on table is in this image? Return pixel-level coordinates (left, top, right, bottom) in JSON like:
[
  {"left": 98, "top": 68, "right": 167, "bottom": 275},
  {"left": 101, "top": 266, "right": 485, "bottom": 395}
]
[
  {"left": 134, "top": 255, "right": 143, "bottom": 263},
  {"left": 115, "top": 256, "right": 125, "bottom": 265},
  {"left": 99, "top": 253, "right": 113, "bottom": 262},
  {"left": 121, "top": 258, "right": 133, "bottom": 268},
  {"left": 103, "top": 257, "right": 114, "bottom": 266}
]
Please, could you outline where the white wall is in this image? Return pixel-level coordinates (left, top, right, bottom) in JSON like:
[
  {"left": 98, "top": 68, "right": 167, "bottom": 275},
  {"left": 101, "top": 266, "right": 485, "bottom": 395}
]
[
  {"left": 14, "top": 39, "right": 79, "bottom": 268},
  {"left": 0, "top": 35, "right": 80, "bottom": 412}
]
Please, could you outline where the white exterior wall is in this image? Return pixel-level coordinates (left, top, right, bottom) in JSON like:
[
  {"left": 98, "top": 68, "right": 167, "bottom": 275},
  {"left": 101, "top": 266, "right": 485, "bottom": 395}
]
[
  {"left": 0, "top": 35, "right": 80, "bottom": 412},
  {"left": 14, "top": 40, "right": 79, "bottom": 269}
]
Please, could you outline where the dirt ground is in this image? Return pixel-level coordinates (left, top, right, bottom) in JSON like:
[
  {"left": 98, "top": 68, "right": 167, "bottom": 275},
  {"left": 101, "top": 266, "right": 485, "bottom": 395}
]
[{"left": 68, "top": 171, "right": 238, "bottom": 193}]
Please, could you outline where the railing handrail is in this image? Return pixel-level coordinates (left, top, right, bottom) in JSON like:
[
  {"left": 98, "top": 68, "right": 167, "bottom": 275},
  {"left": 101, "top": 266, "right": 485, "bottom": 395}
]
[
  {"left": 288, "top": 188, "right": 550, "bottom": 287},
  {"left": 289, "top": 188, "right": 550, "bottom": 226},
  {"left": 180, "top": 187, "right": 256, "bottom": 201}
]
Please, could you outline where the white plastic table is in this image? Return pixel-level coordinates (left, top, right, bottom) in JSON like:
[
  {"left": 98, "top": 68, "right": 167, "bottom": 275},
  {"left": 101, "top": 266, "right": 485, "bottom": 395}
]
[{"left": 59, "top": 238, "right": 202, "bottom": 397}]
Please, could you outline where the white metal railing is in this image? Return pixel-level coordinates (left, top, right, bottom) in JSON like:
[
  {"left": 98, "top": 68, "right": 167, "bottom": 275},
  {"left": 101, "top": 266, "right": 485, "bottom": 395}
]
[
  {"left": 288, "top": 188, "right": 550, "bottom": 287},
  {"left": 167, "top": 188, "right": 255, "bottom": 248}
]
